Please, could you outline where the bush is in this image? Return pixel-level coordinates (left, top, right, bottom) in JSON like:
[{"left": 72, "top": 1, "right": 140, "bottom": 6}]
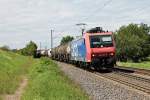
[{"left": 20, "top": 41, "right": 37, "bottom": 57}]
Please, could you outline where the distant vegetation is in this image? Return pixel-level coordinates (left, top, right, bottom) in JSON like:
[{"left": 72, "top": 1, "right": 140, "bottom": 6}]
[
  {"left": 115, "top": 23, "right": 150, "bottom": 62},
  {"left": 0, "top": 41, "right": 38, "bottom": 57},
  {"left": 60, "top": 35, "right": 74, "bottom": 45},
  {"left": 19, "top": 41, "right": 37, "bottom": 57},
  {"left": 0, "top": 45, "right": 10, "bottom": 51}
]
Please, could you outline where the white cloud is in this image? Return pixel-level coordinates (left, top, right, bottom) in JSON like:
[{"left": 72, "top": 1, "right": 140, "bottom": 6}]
[{"left": 0, "top": 0, "right": 150, "bottom": 48}]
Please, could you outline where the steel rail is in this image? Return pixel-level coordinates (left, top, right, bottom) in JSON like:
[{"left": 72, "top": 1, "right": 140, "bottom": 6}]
[{"left": 95, "top": 72, "right": 150, "bottom": 94}]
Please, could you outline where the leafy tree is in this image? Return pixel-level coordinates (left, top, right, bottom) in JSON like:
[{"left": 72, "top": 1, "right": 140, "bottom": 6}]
[
  {"left": 26, "top": 41, "right": 37, "bottom": 56},
  {"left": 60, "top": 35, "right": 74, "bottom": 45},
  {"left": 21, "top": 41, "right": 37, "bottom": 56},
  {"left": 115, "top": 23, "right": 150, "bottom": 62}
]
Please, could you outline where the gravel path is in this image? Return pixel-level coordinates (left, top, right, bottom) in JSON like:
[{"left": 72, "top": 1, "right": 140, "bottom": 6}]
[{"left": 57, "top": 62, "right": 150, "bottom": 100}]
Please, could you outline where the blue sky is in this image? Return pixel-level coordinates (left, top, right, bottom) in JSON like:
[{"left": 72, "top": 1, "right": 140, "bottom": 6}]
[{"left": 0, "top": 0, "right": 150, "bottom": 49}]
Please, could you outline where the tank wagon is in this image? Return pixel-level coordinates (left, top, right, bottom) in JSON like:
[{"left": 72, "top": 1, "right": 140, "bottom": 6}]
[
  {"left": 51, "top": 43, "right": 71, "bottom": 62},
  {"left": 51, "top": 27, "right": 116, "bottom": 70}
]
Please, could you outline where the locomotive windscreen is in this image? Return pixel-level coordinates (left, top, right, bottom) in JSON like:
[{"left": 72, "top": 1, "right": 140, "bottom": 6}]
[{"left": 90, "top": 35, "right": 113, "bottom": 48}]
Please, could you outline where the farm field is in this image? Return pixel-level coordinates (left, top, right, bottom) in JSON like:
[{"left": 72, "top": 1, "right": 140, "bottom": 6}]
[{"left": 0, "top": 50, "right": 88, "bottom": 100}]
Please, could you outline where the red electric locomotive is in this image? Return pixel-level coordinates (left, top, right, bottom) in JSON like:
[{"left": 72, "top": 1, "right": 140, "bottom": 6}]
[
  {"left": 84, "top": 27, "right": 116, "bottom": 69},
  {"left": 51, "top": 27, "right": 116, "bottom": 70}
]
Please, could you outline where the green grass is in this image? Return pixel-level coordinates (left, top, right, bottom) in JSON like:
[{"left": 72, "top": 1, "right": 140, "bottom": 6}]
[
  {"left": 0, "top": 49, "right": 31, "bottom": 95},
  {"left": 0, "top": 50, "right": 88, "bottom": 99},
  {"left": 22, "top": 58, "right": 88, "bottom": 100},
  {"left": 117, "top": 58, "right": 150, "bottom": 70}
]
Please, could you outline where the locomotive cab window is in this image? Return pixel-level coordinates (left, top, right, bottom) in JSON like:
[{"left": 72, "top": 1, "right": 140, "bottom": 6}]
[
  {"left": 101, "top": 36, "right": 112, "bottom": 42},
  {"left": 90, "top": 35, "right": 113, "bottom": 48}
]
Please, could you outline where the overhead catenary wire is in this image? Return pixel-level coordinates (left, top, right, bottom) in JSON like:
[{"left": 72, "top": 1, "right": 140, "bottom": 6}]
[
  {"left": 50, "top": 0, "right": 150, "bottom": 47},
  {"left": 49, "top": 0, "right": 113, "bottom": 48},
  {"left": 81, "top": 0, "right": 113, "bottom": 22}
]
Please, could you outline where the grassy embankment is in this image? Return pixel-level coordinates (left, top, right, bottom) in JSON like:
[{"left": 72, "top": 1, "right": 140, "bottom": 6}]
[
  {"left": 0, "top": 49, "right": 31, "bottom": 99},
  {"left": 0, "top": 50, "right": 88, "bottom": 100},
  {"left": 117, "top": 57, "right": 150, "bottom": 70},
  {"left": 22, "top": 57, "right": 88, "bottom": 100}
]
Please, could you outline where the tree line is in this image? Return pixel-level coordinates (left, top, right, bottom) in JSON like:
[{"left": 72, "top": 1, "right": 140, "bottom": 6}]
[
  {"left": 0, "top": 41, "right": 37, "bottom": 57},
  {"left": 115, "top": 23, "right": 150, "bottom": 62}
]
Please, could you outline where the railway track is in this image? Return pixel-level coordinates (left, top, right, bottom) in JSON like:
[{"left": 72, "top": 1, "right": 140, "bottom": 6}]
[
  {"left": 113, "top": 71, "right": 150, "bottom": 83},
  {"left": 77, "top": 64, "right": 150, "bottom": 94},
  {"left": 57, "top": 61, "right": 150, "bottom": 94},
  {"left": 95, "top": 71, "right": 150, "bottom": 94},
  {"left": 115, "top": 66, "right": 150, "bottom": 76}
]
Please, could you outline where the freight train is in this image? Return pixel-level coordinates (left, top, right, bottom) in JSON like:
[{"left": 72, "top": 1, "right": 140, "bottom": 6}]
[{"left": 51, "top": 27, "right": 116, "bottom": 70}]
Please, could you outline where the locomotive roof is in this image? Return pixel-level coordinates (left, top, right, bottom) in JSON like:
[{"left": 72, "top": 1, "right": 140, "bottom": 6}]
[
  {"left": 86, "top": 32, "right": 113, "bottom": 36},
  {"left": 71, "top": 32, "right": 113, "bottom": 42},
  {"left": 86, "top": 27, "right": 104, "bottom": 33}
]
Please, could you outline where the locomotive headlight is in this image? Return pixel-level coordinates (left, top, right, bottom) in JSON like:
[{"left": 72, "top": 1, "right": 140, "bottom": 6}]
[
  {"left": 92, "top": 54, "right": 95, "bottom": 57},
  {"left": 110, "top": 53, "right": 114, "bottom": 56}
]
